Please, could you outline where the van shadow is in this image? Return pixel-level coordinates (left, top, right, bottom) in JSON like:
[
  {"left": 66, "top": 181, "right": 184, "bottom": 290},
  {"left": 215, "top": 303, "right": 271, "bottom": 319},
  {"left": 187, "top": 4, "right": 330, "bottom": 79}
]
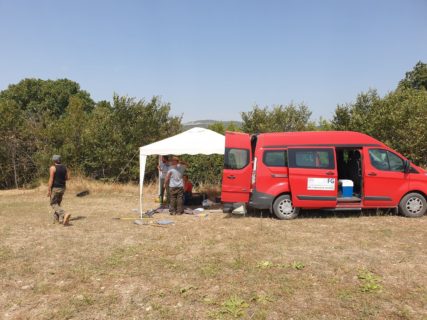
[
  {"left": 297, "top": 209, "right": 399, "bottom": 219},
  {"left": 227, "top": 208, "right": 399, "bottom": 220}
]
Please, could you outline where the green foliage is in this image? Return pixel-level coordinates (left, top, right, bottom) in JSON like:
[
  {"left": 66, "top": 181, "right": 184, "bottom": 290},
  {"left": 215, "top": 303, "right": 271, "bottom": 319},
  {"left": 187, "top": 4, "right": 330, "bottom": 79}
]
[
  {"left": 241, "top": 103, "right": 315, "bottom": 133},
  {"left": 357, "top": 270, "right": 382, "bottom": 293},
  {"left": 0, "top": 78, "right": 95, "bottom": 188},
  {"left": 0, "top": 79, "right": 181, "bottom": 188},
  {"left": 220, "top": 296, "right": 249, "bottom": 318},
  {"left": 176, "top": 122, "right": 239, "bottom": 186},
  {"left": 82, "top": 95, "right": 181, "bottom": 182},
  {"left": 316, "top": 117, "right": 333, "bottom": 131},
  {"left": 331, "top": 62, "right": 427, "bottom": 167},
  {"left": 1, "top": 61, "right": 426, "bottom": 188},
  {"left": 0, "top": 78, "right": 94, "bottom": 117},
  {"left": 369, "top": 88, "right": 427, "bottom": 166},
  {"left": 256, "top": 260, "right": 274, "bottom": 269},
  {"left": 331, "top": 89, "right": 380, "bottom": 134},
  {"left": 398, "top": 61, "right": 427, "bottom": 91},
  {"left": 181, "top": 154, "right": 224, "bottom": 185},
  {"left": 290, "top": 261, "right": 305, "bottom": 270},
  {"left": 208, "top": 121, "right": 242, "bottom": 134},
  {"left": 0, "top": 100, "right": 22, "bottom": 188}
]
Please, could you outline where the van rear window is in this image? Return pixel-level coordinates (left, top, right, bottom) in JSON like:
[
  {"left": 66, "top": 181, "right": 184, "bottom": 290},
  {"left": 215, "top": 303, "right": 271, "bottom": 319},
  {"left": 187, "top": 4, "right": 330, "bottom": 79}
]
[
  {"left": 224, "top": 148, "right": 249, "bottom": 170},
  {"left": 263, "top": 150, "right": 288, "bottom": 167},
  {"left": 288, "top": 149, "right": 335, "bottom": 169}
]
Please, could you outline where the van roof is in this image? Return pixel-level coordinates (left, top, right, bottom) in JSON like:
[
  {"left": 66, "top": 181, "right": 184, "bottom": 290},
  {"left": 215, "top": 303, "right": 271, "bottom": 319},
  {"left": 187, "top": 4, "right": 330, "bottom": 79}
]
[{"left": 257, "top": 131, "right": 385, "bottom": 148}]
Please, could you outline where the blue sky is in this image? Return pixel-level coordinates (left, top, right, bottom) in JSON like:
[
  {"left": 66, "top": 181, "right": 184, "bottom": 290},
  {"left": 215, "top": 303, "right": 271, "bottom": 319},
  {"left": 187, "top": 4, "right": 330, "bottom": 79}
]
[{"left": 0, "top": 0, "right": 426, "bottom": 122}]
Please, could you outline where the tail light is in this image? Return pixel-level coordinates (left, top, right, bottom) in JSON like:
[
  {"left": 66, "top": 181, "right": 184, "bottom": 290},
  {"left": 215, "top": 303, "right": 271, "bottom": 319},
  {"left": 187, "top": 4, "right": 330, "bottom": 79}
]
[{"left": 251, "top": 157, "right": 257, "bottom": 187}]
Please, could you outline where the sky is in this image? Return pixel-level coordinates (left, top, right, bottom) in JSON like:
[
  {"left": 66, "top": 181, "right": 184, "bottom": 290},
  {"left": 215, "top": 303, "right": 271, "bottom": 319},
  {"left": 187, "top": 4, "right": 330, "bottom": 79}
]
[{"left": 0, "top": 0, "right": 426, "bottom": 122}]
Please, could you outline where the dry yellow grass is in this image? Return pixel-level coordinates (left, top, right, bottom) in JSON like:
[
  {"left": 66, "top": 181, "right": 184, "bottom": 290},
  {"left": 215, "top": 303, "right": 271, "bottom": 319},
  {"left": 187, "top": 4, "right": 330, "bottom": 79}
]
[{"left": 1, "top": 179, "right": 426, "bottom": 319}]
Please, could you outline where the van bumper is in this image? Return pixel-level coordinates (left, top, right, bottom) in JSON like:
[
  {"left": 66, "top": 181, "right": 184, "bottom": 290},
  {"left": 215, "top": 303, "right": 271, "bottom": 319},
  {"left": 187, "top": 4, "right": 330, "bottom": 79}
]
[{"left": 249, "top": 189, "right": 274, "bottom": 210}]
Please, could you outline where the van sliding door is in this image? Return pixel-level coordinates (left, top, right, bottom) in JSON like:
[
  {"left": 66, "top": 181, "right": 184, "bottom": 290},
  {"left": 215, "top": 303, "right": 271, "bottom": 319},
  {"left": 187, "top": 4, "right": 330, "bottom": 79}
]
[{"left": 288, "top": 147, "right": 338, "bottom": 208}]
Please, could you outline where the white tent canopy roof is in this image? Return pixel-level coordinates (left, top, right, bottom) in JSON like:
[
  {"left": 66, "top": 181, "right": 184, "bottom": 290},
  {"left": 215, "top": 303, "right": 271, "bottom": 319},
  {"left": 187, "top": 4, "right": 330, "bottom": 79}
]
[
  {"left": 139, "top": 127, "right": 225, "bottom": 155},
  {"left": 139, "top": 127, "right": 225, "bottom": 215}
]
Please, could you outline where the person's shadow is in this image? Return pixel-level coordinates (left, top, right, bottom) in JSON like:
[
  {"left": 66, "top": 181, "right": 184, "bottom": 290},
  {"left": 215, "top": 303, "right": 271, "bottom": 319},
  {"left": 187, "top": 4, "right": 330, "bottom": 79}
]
[{"left": 69, "top": 215, "right": 86, "bottom": 222}]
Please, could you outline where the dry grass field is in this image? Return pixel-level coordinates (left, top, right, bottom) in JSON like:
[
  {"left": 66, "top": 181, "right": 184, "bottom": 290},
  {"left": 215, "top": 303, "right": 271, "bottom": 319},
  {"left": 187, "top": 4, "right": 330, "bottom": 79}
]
[{"left": 1, "top": 179, "right": 426, "bottom": 320}]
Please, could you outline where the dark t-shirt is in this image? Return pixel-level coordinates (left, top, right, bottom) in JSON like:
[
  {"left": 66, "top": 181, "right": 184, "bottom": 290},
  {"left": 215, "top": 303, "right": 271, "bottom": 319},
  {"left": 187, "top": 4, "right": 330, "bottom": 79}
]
[{"left": 53, "top": 164, "right": 67, "bottom": 188}]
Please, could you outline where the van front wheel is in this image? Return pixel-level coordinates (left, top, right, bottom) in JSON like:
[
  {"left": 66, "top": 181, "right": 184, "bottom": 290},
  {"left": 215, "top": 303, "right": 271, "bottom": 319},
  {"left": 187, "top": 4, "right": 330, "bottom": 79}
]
[
  {"left": 399, "top": 193, "right": 427, "bottom": 218},
  {"left": 273, "top": 195, "right": 300, "bottom": 220}
]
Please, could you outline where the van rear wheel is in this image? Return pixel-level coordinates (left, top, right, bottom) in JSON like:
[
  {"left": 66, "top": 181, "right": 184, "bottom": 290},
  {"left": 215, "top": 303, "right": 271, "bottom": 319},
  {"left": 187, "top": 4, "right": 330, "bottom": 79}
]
[
  {"left": 273, "top": 195, "right": 300, "bottom": 220},
  {"left": 399, "top": 193, "right": 427, "bottom": 218}
]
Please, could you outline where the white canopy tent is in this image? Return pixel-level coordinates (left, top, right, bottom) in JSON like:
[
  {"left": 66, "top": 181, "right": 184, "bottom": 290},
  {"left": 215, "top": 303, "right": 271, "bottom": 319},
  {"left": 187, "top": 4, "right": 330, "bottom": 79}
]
[{"left": 139, "top": 127, "right": 225, "bottom": 216}]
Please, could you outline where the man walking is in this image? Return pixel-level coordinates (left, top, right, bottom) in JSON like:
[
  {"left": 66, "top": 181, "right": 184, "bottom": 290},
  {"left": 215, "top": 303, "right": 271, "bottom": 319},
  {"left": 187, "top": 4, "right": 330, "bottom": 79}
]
[
  {"left": 164, "top": 157, "right": 187, "bottom": 215},
  {"left": 47, "top": 155, "right": 70, "bottom": 225}
]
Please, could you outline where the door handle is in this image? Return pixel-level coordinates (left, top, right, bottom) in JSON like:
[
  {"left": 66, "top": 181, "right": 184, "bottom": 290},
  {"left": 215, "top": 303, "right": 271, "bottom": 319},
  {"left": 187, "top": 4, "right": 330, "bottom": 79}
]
[
  {"left": 227, "top": 175, "right": 236, "bottom": 180},
  {"left": 368, "top": 172, "right": 377, "bottom": 176},
  {"left": 325, "top": 171, "right": 334, "bottom": 176}
]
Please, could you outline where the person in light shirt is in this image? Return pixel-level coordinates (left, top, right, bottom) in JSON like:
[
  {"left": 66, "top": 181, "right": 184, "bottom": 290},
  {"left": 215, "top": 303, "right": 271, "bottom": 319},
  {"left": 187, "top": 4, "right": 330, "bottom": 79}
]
[{"left": 164, "top": 157, "right": 188, "bottom": 214}]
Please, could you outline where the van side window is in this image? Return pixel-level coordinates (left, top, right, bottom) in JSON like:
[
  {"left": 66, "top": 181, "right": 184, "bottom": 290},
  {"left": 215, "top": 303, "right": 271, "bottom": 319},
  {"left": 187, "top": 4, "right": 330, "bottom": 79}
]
[
  {"left": 288, "top": 149, "right": 335, "bottom": 169},
  {"left": 369, "top": 149, "right": 404, "bottom": 171},
  {"left": 224, "top": 148, "right": 249, "bottom": 170},
  {"left": 263, "top": 150, "right": 288, "bottom": 167}
]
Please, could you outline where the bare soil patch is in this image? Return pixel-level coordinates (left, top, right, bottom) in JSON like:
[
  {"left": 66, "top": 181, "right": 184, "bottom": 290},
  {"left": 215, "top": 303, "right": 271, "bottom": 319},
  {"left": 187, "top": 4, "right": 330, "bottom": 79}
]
[{"left": 1, "top": 182, "right": 426, "bottom": 319}]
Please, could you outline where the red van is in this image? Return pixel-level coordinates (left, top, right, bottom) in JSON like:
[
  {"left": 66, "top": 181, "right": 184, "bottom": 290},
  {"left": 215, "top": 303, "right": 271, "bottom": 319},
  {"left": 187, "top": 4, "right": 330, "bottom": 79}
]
[{"left": 221, "top": 131, "right": 427, "bottom": 219}]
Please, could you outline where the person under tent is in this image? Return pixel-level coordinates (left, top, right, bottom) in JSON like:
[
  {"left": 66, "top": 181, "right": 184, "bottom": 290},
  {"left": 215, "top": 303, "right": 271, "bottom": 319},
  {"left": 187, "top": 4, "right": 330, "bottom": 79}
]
[{"left": 183, "top": 174, "right": 193, "bottom": 205}]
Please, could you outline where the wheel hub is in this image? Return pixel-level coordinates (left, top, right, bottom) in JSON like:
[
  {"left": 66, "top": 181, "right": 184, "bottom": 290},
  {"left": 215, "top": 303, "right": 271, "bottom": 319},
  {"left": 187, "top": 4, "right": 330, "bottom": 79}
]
[
  {"left": 279, "top": 200, "right": 294, "bottom": 215},
  {"left": 406, "top": 197, "right": 423, "bottom": 213}
]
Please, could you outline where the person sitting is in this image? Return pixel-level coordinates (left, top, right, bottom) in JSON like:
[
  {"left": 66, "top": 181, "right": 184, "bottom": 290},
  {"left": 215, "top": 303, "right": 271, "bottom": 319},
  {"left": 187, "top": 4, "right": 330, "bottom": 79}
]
[
  {"left": 183, "top": 174, "right": 193, "bottom": 205},
  {"left": 347, "top": 150, "right": 362, "bottom": 194}
]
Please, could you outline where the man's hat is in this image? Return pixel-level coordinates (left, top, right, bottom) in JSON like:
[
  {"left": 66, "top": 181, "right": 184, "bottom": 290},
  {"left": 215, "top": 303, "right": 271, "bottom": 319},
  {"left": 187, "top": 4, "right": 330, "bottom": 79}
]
[
  {"left": 52, "top": 155, "right": 61, "bottom": 162},
  {"left": 171, "top": 156, "right": 179, "bottom": 162}
]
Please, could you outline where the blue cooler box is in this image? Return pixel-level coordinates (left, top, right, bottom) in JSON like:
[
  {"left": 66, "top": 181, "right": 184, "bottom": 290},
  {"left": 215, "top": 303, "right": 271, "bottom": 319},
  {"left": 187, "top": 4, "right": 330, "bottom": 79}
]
[{"left": 339, "top": 179, "right": 354, "bottom": 197}]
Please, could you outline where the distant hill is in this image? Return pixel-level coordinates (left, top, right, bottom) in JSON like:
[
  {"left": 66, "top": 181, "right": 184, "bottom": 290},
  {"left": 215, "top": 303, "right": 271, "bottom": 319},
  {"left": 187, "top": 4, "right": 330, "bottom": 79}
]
[{"left": 183, "top": 119, "right": 242, "bottom": 129}]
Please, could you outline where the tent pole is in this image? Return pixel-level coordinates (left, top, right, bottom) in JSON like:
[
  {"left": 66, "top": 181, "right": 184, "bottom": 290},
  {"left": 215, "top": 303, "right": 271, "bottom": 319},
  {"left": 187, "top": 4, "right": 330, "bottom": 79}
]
[
  {"left": 158, "top": 155, "right": 162, "bottom": 201},
  {"left": 139, "top": 151, "right": 147, "bottom": 219}
]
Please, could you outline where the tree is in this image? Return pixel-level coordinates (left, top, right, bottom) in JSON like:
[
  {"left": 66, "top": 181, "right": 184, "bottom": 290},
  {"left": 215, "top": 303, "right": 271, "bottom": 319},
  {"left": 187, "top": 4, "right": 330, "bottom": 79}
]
[
  {"left": 330, "top": 62, "right": 427, "bottom": 167},
  {"left": 370, "top": 88, "right": 427, "bottom": 165},
  {"left": 331, "top": 105, "right": 351, "bottom": 130},
  {"left": 0, "top": 100, "right": 25, "bottom": 188},
  {"left": 183, "top": 122, "right": 243, "bottom": 185},
  {"left": 331, "top": 89, "right": 380, "bottom": 135},
  {"left": 0, "top": 79, "right": 183, "bottom": 188},
  {"left": 316, "top": 117, "right": 333, "bottom": 131},
  {"left": 398, "top": 61, "right": 427, "bottom": 91},
  {"left": 82, "top": 95, "right": 182, "bottom": 182},
  {"left": 208, "top": 121, "right": 242, "bottom": 135},
  {"left": 241, "top": 103, "right": 314, "bottom": 133},
  {"left": 0, "top": 78, "right": 96, "bottom": 188}
]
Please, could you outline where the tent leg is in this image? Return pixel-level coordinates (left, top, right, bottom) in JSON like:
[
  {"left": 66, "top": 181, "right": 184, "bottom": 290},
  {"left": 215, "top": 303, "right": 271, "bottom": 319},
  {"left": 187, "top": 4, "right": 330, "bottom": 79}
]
[{"left": 139, "top": 152, "right": 147, "bottom": 219}]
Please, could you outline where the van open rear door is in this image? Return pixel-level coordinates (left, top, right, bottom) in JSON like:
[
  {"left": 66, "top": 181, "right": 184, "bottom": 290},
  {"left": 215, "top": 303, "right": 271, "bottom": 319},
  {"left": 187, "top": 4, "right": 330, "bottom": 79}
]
[
  {"left": 221, "top": 132, "right": 252, "bottom": 203},
  {"left": 288, "top": 147, "right": 338, "bottom": 208}
]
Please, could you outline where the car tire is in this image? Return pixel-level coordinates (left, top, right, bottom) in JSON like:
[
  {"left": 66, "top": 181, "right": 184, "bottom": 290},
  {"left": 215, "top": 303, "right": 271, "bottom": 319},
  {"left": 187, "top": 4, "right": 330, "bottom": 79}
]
[
  {"left": 398, "top": 192, "right": 427, "bottom": 218},
  {"left": 272, "top": 194, "right": 300, "bottom": 220}
]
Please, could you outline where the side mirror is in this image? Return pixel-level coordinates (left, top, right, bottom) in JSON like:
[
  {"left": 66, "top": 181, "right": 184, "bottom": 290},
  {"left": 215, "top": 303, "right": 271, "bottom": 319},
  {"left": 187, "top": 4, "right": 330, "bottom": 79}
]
[{"left": 403, "top": 160, "right": 411, "bottom": 173}]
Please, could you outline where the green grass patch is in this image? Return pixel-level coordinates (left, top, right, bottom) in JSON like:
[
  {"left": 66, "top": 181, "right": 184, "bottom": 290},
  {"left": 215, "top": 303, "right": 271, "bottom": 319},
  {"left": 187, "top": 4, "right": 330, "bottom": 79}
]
[{"left": 357, "top": 269, "right": 382, "bottom": 293}]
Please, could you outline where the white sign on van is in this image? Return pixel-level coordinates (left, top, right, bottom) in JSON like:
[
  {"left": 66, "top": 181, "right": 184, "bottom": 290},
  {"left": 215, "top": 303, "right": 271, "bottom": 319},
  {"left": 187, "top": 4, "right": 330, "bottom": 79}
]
[{"left": 307, "top": 178, "right": 335, "bottom": 191}]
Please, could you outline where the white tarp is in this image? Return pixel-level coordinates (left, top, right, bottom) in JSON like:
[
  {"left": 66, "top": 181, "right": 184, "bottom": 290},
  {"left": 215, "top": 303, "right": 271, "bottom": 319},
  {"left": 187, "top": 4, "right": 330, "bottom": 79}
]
[{"left": 139, "top": 127, "right": 225, "bottom": 215}]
